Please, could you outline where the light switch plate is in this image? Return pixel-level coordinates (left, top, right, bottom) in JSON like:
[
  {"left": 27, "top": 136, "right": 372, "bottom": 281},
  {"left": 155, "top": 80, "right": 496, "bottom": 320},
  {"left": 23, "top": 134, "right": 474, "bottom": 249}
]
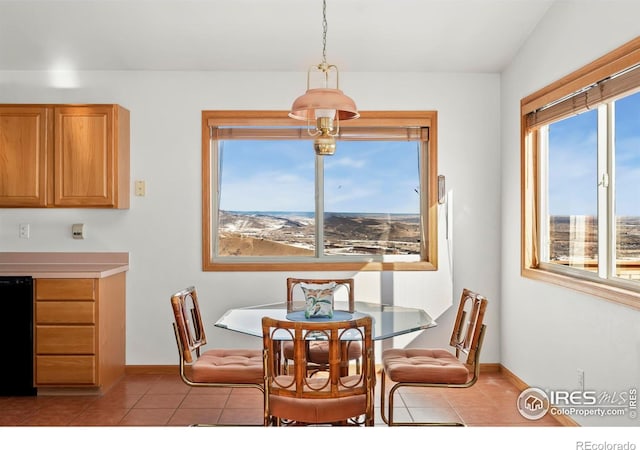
[
  {"left": 135, "top": 180, "right": 146, "bottom": 196},
  {"left": 19, "top": 223, "right": 30, "bottom": 239}
]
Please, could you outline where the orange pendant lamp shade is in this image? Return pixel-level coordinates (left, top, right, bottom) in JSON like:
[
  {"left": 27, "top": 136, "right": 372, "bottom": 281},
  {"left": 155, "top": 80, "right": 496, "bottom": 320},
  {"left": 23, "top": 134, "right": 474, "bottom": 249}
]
[{"left": 289, "top": 88, "right": 359, "bottom": 121}]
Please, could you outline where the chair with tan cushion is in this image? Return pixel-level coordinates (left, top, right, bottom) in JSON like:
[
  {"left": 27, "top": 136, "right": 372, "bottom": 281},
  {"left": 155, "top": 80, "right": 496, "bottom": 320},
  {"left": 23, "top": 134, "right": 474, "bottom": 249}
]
[
  {"left": 283, "top": 278, "right": 360, "bottom": 376},
  {"left": 262, "top": 315, "right": 374, "bottom": 426},
  {"left": 170, "top": 286, "right": 264, "bottom": 392},
  {"left": 380, "top": 288, "right": 488, "bottom": 426}
]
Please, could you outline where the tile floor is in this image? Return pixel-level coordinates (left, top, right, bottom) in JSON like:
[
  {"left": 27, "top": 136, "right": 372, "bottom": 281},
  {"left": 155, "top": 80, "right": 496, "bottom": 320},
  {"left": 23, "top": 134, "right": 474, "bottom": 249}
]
[{"left": 0, "top": 369, "right": 563, "bottom": 427}]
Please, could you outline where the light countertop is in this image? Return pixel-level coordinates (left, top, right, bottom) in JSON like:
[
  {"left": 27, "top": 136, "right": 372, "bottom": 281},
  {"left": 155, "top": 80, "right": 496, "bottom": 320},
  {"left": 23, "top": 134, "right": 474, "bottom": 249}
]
[{"left": 0, "top": 252, "right": 129, "bottom": 278}]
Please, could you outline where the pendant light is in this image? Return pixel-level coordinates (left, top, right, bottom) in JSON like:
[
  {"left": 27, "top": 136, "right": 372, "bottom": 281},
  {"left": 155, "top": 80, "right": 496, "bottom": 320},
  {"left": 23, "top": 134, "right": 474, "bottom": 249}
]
[{"left": 289, "top": 0, "right": 359, "bottom": 156}]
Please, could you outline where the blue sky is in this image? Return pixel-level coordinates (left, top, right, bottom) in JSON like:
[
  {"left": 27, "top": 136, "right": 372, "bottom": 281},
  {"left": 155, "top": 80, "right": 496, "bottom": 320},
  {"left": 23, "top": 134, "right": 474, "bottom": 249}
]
[
  {"left": 614, "top": 91, "right": 640, "bottom": 217},
  {"left": 548, "top": 109, "right": 598, "bottom": 215},
  {"left": 219, "top": 91, "right": 639, "bottom": 218},
  {"left": 218, "top": 139, "right": 421, "bottom": 214},
  {"left": 548, "top": 90, "right": 640, "bottom": 216}
]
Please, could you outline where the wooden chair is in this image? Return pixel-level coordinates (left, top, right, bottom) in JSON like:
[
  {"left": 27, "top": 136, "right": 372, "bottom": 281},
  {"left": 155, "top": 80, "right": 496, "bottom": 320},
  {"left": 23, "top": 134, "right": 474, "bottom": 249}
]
[
  {"left": 284, "top": 278, "right": 361, "bottom": 375},
  {"left": 262, "top": 315, "right": 375, "bottom": 426},
  {"left": 170, "top": 286, "right": 264, "bottom": 395},
  {"left": 380, "top": 288, "right": 488, "bottom": 426}
]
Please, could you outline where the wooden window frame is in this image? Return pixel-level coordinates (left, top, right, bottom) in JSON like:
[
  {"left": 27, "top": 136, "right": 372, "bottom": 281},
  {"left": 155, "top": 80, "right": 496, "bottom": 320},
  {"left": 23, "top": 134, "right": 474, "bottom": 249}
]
[
  {"left": 201, "top": 110, "right": 438, "bottom": 272},
  {"left": 521, "top": 36, "right": 640, "bottom": 310}
]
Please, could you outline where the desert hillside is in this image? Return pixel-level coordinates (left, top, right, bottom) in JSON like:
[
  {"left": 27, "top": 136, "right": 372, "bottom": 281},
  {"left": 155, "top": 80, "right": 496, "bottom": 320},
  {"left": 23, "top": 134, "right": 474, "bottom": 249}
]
[
  {"left": 219, "top": 233, "right": 314, "bottom": 256},
  {"left": 218, "top": 211, "right": 420, "bottom": 256}
]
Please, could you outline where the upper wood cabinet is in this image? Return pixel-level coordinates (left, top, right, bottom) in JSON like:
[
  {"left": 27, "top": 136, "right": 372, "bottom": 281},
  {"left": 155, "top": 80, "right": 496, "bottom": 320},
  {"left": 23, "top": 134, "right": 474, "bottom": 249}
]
[
  {"left": 0, "top": 106, "right": 51, "bottom": 207},
  {"left": 0, "top": 104, "right": 130, "bottom": 208}
]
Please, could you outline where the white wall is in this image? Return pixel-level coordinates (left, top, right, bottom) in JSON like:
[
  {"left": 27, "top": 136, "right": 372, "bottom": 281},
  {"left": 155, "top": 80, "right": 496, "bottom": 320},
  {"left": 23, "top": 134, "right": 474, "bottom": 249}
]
[
  {"left": 501, "top": 1, "right": 640, "bottom": 426},
  {"left": 0, "top": 70, "right": 501, "bottom": 365}
]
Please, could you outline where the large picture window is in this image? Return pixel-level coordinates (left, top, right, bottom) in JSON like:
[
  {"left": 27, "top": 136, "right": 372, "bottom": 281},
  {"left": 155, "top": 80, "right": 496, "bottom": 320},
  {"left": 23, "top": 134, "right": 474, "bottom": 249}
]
[
  {"left": 202, "top": 111, "right": 438, "bottom": 271},
  {"left": 521, "top": 36, "right": 640, "bottom": 308}
]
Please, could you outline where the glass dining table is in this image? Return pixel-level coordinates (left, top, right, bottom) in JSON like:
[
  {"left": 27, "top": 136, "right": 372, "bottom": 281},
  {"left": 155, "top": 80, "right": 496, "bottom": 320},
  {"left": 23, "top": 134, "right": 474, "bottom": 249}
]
[{"left": 214, "top": 300, "right": 437, "bottom": 340}]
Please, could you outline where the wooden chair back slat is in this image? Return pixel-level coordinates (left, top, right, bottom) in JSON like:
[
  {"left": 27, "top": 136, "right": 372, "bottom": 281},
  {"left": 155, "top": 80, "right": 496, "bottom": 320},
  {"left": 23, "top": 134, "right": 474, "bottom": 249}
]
[
  {"left": 449, "top": 288, "right": 488, "bottom": 367},
  {"left": 170, "top": 286, "right": 207, "bottom": 364}
]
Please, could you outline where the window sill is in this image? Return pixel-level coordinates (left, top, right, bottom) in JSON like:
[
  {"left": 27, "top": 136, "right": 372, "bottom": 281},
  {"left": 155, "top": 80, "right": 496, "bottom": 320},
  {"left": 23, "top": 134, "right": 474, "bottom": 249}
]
[
  {"left": 203, "top": 260, "right": 438, "bottom": 272},
  {"left": 521, "top": 267, "right": 640, "bottom": 311}
]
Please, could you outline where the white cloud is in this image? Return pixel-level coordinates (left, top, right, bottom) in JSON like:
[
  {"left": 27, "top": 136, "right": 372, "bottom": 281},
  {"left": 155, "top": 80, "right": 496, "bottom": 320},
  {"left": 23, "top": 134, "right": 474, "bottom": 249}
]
[{"left": 324, "top": 156, "right": 367, "bottom": 169}]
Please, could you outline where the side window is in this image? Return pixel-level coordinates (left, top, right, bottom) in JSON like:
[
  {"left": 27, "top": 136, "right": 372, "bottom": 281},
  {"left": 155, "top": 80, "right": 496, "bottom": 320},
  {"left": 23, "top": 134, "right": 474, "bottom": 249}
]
[
  {"left": 541, "top": 109, "right": 599, "bottom": 273},
  {"left": 521, "top": 36, "right": 640, "bottom": 308},
  {"left": 613, "top": 92, "right": 640, "bottom": 281}
]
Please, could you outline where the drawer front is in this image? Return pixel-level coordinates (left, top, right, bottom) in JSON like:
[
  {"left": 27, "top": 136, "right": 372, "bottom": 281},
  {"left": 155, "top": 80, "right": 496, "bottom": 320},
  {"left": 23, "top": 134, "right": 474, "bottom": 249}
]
[
  {"left": 36, "top": 301, "right": 96, "bottom": 324},
  {"left": 36, "top": 355, "right": 96, "bottom": 385},
  {"left": 36, "top": 326, "right": 95, "bottom": 354},
  {"left": 36, "top": 279, "right": 95, "bottom": 301}
]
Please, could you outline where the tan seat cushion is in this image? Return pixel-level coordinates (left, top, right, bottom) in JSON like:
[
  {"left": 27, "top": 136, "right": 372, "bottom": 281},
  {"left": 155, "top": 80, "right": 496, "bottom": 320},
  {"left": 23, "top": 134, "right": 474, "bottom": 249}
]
[
  {"left": 308, "top": 341, "right": 362, "bottom": 364},
  {"left": 282, "top": 341, "right": 362, "bottom": 363},
  {"left": 282, "top": 341, "right": 294, "bottom": 359},
  {"left": 190, "top": 349, "right": 263, "bottom": 384},
  {"left": 382, "top": 348, "right": 470, "bottom": 384},
  {"left": 269, "top": 374, "right": 367, "bottom": 423},
  {"left": 269, "top": 394, "right": 367, "bottom": 424}
]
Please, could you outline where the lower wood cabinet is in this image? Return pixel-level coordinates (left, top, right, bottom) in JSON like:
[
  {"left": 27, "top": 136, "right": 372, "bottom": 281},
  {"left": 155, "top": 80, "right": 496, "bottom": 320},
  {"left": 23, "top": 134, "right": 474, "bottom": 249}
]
[
  {"left": 36, "top": 326, "right": 96, "bottom": 354},
  {"left": 34, "top": 274, "right": 125, "bottom": 393},
  {"left": 35, "top": 356, "right": 97, "bottom": 385}
]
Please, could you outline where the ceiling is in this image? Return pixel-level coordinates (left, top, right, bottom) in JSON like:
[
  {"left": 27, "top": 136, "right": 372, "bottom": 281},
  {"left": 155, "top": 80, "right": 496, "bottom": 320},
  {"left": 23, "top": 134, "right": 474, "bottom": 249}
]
[{"left": 0, "top": 0, "right": 555, "bottom": 73}]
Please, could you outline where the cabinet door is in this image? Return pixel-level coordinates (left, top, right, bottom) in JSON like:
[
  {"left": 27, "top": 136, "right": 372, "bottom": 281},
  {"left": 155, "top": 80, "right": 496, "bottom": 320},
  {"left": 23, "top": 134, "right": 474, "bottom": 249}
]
[
  {"left": 36, "top": 356, "right": 97, "bottom": 385},
  {"left": 36, "top": 301, "right": 96, "bottom": 324},
  {"left": 0, "top": 106, "right": 51, "bottom": 207},
  {"left": 36, "top": 278, "right": 95, "bottom": 300},
  {"left": 54, "top": 105, "right": 116, "bottom": 207},
  {"left": 36, "top": 326, "right": 96, "bottom": 354}
]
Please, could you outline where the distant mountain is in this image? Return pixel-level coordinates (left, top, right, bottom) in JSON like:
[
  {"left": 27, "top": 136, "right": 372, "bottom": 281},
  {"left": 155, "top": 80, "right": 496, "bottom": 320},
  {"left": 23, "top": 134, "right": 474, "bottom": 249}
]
[
  {"left": 549, "top": 215, "right": 640, "bottom": 262},
  {"left": 218, "top": 210, "right": 420, "bottom": 256}
]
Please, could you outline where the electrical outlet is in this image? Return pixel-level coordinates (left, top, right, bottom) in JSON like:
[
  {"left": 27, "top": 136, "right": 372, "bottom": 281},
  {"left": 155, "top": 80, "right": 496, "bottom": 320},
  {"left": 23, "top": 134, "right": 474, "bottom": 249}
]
[
  {"left": 19, "top": 223, "right": 30, "bottom": 239},
  {"left": 577, "top": 369, "right": 585, "bottom": 391}
]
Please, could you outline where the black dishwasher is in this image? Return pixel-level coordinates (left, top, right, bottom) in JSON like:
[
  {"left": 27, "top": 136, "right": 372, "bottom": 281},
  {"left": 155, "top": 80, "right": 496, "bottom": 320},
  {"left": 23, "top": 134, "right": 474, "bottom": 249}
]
[{"left": 0, "top": 276, "right": 37, "bottom": 396}]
